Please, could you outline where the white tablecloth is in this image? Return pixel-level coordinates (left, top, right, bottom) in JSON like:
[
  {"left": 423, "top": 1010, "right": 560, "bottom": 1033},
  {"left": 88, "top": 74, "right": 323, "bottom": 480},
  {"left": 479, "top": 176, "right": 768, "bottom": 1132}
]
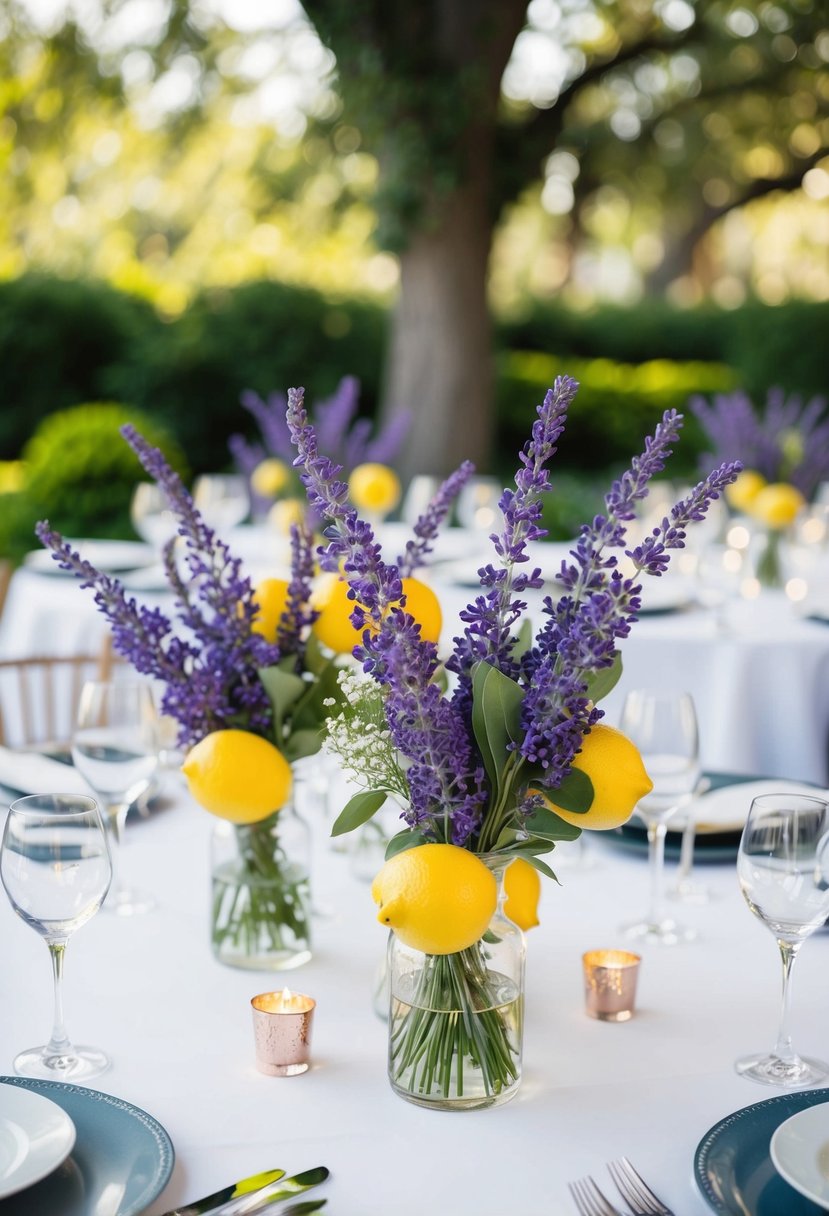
[
  {"left": 2, "top": 775, "right": 829, "bottom": 1215},
  {"left": 3, "top": 538, "right": 829, "bottom": 784}
]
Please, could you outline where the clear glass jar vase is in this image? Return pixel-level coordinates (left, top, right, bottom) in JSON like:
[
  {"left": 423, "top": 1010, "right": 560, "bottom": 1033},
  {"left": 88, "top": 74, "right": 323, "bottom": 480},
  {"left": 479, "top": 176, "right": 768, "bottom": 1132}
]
[
  {"left": 210, "top": 801, "right": 312, "bottom": 971},
  {"left": 386, "top": 857, "right": 525, "bottom": 1110}
]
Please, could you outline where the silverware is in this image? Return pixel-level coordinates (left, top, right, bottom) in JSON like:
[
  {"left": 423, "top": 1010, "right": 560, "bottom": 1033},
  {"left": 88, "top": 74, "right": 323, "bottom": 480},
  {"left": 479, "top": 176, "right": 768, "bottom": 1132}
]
[
  {"left": 607, "top": 1157, "right": 674, "bottom": 1216},
  {"left": 568, "top": 1175, "right": 625, "bottom": 1216},
  {"left": 216, "top": 1167, "right": 330, "bottom": 1216},
  {"left": 159, "top": 1169, "right": 287, "bottom": 1216}
]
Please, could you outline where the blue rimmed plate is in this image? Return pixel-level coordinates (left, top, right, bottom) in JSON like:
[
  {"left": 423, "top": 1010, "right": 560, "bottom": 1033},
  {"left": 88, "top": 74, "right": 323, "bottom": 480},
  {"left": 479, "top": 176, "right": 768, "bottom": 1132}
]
[
  {"left": 0, "top": 1077, "right": 174, "bottom": 1216},
  {"left": 695, "top": 1089, "right": 829, "bottom": 1215}
]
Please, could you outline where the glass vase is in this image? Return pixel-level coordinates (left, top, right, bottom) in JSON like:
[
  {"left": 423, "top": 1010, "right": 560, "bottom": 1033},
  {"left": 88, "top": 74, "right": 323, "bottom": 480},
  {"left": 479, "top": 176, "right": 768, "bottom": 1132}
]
[
  {"left": 386, "top": 857, "right": 525, "bottom": 1110},
  {"left": 753, "top": 527, "right": 783, "bottom": 588},
  {"left": 210, "top": 801, "right": 312, "bottom": 971}
]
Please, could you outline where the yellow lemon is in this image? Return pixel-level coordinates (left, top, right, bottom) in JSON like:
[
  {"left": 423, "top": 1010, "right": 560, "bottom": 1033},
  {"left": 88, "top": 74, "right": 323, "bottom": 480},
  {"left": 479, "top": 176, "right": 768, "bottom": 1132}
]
[
  {"left": 537, "top": 724, "right": 653, "bottom": 831},
  {"left": 725, "top": 469, "right": 767, "bottom": 513},
  {"left": 371, "top": 844, "right": 497, "bottom": 955},
  {"left": 250, "top": 577, "right": 291, "bottom": 644},
  {"left": 349, "top": 462, "right": 402, "bottom": 515},
  {"left": 181, "top": 729, "right": 292, "bottom": 824},
  {"left": 503, "top": 858, "right": 541, "bottom": 931},
  {"left": 251, "top": 458, "right": 292, "bottom": 499},
  {"left": 267, "top": 498, "right": 305, "bottom": 534},
  {"left": 311, "top": 573, "right": 442, "bottom": 654},
  {"left": 749, "top": 482, "right": 805, "bottom": 530}
]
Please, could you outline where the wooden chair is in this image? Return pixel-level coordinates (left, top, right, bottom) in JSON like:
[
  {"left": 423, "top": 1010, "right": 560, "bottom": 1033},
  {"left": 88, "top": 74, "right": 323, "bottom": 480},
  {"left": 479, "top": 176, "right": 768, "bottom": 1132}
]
[{"left": 0, "top": 636, "right": 117, "bottom": 748}]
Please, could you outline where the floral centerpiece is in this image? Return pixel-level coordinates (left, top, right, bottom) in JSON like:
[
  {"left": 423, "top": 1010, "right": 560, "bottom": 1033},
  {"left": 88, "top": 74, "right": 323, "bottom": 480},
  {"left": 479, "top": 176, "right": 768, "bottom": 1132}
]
[
  {"left": 35, "top": 426, "right": 340, "bottom": 970},
  {"left": 691, "top": 387, "right": 828, "bottom": 584},
  {"left": 230, "top": 374, "right": 410, "bottom": 528},
  {"left": 287, "top": 377, "right": 739, "bottom": 1109}
]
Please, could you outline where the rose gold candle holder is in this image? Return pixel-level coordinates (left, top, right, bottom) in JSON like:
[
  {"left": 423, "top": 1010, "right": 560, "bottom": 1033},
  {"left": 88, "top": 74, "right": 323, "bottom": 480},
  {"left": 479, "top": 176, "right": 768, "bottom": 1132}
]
[
  {"left": 251, "top": 989, "right": 315, "bottom": 1076},
  {"left": 582, "top": 950, "right": 641, "bottom": 1022}
]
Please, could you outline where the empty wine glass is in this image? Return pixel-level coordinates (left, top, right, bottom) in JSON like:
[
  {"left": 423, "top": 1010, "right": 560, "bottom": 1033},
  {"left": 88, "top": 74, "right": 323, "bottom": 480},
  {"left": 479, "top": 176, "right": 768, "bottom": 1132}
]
[
  {"left": 1, "top": 793, "right": 112, "bottom": 1079},
  {"left": 619, "top": 690, "right": 701, "bottom": 945},
  {"left": 456, "top": 477, "right": 503, "bottom": 534},
  {"left": 736, "top": 792, "right": 829, "bottom": 1087},
  {"left": 72, "top": 680, "right": 160, "bottom": 916},
  {"left": 696, "top": 542, "right": 744, "bottom": 633},
  {"left": 130, "top": 482, "right": 178, "bottom": 552},
  {"left": 193, "top": 474, "right": 250, "bottom": 532}
]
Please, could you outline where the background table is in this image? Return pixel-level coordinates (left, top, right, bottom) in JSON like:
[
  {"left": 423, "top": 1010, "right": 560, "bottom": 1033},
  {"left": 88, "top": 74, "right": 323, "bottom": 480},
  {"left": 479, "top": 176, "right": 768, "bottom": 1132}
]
[{"left": 2, "top": 773, "right": 829, "bottom": 1215}]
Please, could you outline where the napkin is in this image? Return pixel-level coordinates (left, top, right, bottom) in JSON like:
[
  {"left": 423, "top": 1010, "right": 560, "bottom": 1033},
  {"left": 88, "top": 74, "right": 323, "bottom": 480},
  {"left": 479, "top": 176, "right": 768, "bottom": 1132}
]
[{"left": 0, "top": 746, "right": 93, "bottom": 802}]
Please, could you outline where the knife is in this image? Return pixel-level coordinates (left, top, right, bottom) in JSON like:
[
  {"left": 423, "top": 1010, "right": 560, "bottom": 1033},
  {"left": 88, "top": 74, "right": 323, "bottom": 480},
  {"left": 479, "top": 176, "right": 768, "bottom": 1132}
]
[
  {"left": 216, "top": 1167, "right": 330, "bottom": 1216},
  {"left": 159, "top": 1168, "right": 287, "bottom": 1216}
]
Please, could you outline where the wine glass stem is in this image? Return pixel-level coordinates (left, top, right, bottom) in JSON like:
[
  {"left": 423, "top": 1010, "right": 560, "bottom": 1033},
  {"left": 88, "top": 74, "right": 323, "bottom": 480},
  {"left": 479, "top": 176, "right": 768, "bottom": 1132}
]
[
  {"left": 646, "top": 819, "right": 668, "bottom": 926},
  {"left": 677, "top": 817, "right": 696, "bottom": 886},
  {"left": 105, "top": 803, "right": 129, "bottom": 897},
  {"left": 774, "top": 939, "right": 801, "bottom": 1063},
  {"left": 46, "top": 940, "right": 72, "bottom": 1056}
]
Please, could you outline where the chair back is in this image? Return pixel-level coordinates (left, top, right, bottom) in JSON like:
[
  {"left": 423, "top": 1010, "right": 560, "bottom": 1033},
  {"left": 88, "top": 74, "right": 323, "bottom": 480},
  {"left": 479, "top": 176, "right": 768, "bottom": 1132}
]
[{"left": 0, "top": 638, "right": 117, "bottom": 748}]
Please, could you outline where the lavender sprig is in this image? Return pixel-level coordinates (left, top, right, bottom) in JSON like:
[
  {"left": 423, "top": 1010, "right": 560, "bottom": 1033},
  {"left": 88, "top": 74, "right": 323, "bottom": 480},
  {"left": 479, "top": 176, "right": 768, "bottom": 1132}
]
[
  {"left": 396, "top": 461, "right": 475, "bottom": 577},
  {"left": 278, "top": 522, "right": 319, "bottom": 663},
  {"left": 286, "top": 387, "right": 486, "bottom": 844},
  {"left": 447, "top": 376, "right": 578, "bottom": 714}
]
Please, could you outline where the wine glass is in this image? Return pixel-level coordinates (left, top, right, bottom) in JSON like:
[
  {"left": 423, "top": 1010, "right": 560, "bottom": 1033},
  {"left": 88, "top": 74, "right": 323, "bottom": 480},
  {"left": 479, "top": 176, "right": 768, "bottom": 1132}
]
[
  {"left": 1, "top": 793, "right": 112, "bottom": 1079},
  {"left": 695, "top": 542, "right": 744, "bottom": 633},
  {"left": 72, "top": 680, "right": 160, "bottom": 916},
  {"left": 192, "top": 474, "right": 250, "bottom": 532},
  {"left": 736, "top": 792, "right": 829, "bottom": 1087},
  {"left": 619, "top": 690, "right": 701, "bottom": 945},
  {"left": 130, "top": 482, "right": 178, "bottom": 552}
]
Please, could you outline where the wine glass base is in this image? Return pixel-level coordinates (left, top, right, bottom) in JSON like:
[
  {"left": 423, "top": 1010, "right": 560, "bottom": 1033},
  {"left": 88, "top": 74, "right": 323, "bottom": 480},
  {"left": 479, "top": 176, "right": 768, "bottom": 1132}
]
[
  {"left": 735, "top": 1051, "right": 829, "bottom": 1088},
  {"left": 667, "top": 880, "right": 716, "bottom": 905},
  {"left": 14, "top": 1044, "right": 110, "bottom": 1081},
  {"left": 105, "top": 887, "right": 156, "bottom": 916},
  {"left": 620, "top": 916, "right": 697, "bottom": 946}
]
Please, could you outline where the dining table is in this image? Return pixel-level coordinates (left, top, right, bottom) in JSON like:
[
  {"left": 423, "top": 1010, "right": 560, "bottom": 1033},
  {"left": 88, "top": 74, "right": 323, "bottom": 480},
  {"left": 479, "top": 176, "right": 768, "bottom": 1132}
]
[
  {"left": 1, "top": 761, "right": 829, "bottom": 1215},
  {"left": 2, "top": 524, "right": 829, "bottom": 1214}
]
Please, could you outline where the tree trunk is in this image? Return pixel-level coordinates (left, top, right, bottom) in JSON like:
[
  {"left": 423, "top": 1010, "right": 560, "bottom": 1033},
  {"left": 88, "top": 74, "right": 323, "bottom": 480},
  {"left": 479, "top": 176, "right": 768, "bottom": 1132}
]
[{"left": 381, "top": 183, "right": 495, "bottom": 482}]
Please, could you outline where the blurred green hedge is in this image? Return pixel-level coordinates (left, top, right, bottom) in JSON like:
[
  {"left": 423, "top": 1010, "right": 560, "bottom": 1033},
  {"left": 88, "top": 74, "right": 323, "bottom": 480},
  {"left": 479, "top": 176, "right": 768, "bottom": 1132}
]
[
  {"left": 0, "top": 403, "right": 188, "bottom": 564},
  {"left": 0, "top": 274, "right": 825, "bottom": 481}
]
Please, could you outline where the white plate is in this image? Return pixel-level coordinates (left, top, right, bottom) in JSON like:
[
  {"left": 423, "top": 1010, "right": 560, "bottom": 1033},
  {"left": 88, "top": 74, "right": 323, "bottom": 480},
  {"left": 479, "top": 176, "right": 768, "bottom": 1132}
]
[
  {"left": 636, "top": 575, "right": 695, "bottom": 614},
  {"left": 671, "top": 779, "right": 827, "bottom": 835},
  {"left": 24, "top": 540, "right": 155, "bottom": 577},
  {"left": 771, "top": 1103, "right": 829, "bottom": 1210},
  {"left": 0, "top": 1084, "right": 76, "bottom": 1199}
]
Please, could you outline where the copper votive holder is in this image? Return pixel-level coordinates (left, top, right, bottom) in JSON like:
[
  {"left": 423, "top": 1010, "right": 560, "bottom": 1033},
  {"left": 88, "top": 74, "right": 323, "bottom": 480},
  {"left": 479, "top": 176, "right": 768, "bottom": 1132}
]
[
  {"left": 251, "top": 989, "right": 315, "bottom": 1076},
  {"left": 582, "top": 950, "right": 641, "bottom": 1022}
]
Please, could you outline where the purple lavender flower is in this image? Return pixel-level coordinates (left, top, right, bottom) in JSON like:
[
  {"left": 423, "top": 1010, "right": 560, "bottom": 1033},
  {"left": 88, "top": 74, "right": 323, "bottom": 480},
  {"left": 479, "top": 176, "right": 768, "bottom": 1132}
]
[
  {"left": 286, "top": 387, "right": 486, "bottom": 844},
  {"left": 278, "top": 522, "right": 319, "bottom": 664},
  {"left": 397, "top": 461, "right": 475, "bottom": 577},
  {"left": 690, "top": 388, "right": 829, "bottom": 500}
]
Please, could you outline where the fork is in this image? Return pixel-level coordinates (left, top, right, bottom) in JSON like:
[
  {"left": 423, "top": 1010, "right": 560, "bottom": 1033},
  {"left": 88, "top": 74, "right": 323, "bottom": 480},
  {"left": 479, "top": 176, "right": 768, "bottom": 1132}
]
[
  {"left": 607, "top": 1158, "right": 674, "bottom": 1216},
  {"left": 568, "top": 1175, "right": 626, "bottom": 1216}
]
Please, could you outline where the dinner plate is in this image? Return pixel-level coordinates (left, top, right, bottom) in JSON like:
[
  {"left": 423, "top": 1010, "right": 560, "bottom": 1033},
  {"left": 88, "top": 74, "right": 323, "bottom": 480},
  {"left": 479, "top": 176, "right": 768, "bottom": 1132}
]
[
  {"left": 23, "top": 540, "right": 155, "bottom": 577},
  {"left": 695, "top": 1089, "right": 829, "bottom": 1215},
  {"left": 770, "top": 1104, "right": 829, "bottom": 1210},
  {"left": 0, "top": 1085, "right": 76, "bottom": 1199},
  {"left": 0, "top": 1077, "right": 174, "bottom": 1216},
  {"left": 668, "top": 779, "right": 827, "bottom": 834}
]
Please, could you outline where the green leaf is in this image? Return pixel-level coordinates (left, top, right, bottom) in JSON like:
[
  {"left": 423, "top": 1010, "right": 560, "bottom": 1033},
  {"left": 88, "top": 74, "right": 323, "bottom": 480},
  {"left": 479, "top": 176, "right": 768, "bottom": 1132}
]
[
  {"left": 585, "top": 652, "right": 623, "bottom": 704},
  {"left": 384, "top": 829, "right": 427, "bottom": 859},
  {"left": 512, "top": 618, "right": 534, "bottom": 662},
  {"left": 283, "top": 728, "right": 323, "bottom": 762},
  {"left": 431, "top": 664, "right": 449, "bottom": 694},
  {"left": 522, "top": 804, "right": 582, "bottom": 840},
  {"left": 331, "top": 789, "right": 387, "bottom": 837},
  {"left": 548, "top": 768, "right": 594, "bottom": 815},
  {"left": 258, "top": 665, "right": 307, "bottom": 738},
  {"left": 292, "top": 661, "right": 342, "bottom": 732},
  {"left": 522, "top": 854, "right": 559, "bottom": 882},
  {"left": 471, "top": 661, "right": 525, "bottom": 792},
  {"left": 303, "top": 633, "right": 329, "bottom": 677}
]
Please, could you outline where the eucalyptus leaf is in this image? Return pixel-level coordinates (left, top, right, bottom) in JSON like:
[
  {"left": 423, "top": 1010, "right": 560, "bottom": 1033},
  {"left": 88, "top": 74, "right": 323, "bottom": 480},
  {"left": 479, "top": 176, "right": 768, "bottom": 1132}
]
[
  {"left": 471, "top": 661, "right": 525, "bottom": 793},
  {"left": 521, "top": 853, "right": 559, "bottom": 882},
  {"left": 384, "top": 829, "right": 427, "bottom": 859},
  {"left": 283, "top": 728, "right": 323, "bottom": 763},
  {"left": 547, "top": 768, "right": 594, "bottom": 814},
  {"left": 522, "top": 805, "right": 582, "bottom": 841},
  {"left": 331, "top": 789, "right": 387, "bottom": 837},
  {"left": 258, "top": 665, "right": 308, "bottom": 738},
  {"left": 585, "top": 652, "right": 623, "bottom": 704}
]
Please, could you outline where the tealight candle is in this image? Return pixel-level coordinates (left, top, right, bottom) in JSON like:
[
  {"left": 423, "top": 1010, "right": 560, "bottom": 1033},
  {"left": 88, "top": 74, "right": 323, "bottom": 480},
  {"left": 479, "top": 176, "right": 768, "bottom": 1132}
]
[
  {"left": 582, "top": 950, "right": 641, "bottom": 1022},
  {"left": 251, "top": 988, "right": 316, "bottom": 1076}
]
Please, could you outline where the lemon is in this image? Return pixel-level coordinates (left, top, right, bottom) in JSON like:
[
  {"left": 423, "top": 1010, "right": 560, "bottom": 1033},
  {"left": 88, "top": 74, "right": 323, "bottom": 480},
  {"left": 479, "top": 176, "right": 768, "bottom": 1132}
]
[
  {"left": 749, "top": 482, "right": 805, "bottom": 530},
  {"left": 349, "top": 463, "right": 402, "bottom": 515},
  {"left": 251, "top": 458, "right": 292, "bottom": 499},
  {"left": 503, "top": 858, "right": 541, "bottom": 931},
  {"left": 725, "top": 469, "right": 767, "bottom": 513},
  {"left": 182, "top": 729, "right": 292, "bottom": 823},
  {"left": 371, "top": 844, "right": 497, "bottom": 955},
  {"left": 267, "top": 498, "right": 305, "bottom": 534},
  {"left": 537, "top": 724, "right": 653, "bottom": 831},
  {"left": 311, "top": 573, "right": 442, "bottom": 655},
  {"left": 250, "top": 577, "right": 291, "bottom": 644}
]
